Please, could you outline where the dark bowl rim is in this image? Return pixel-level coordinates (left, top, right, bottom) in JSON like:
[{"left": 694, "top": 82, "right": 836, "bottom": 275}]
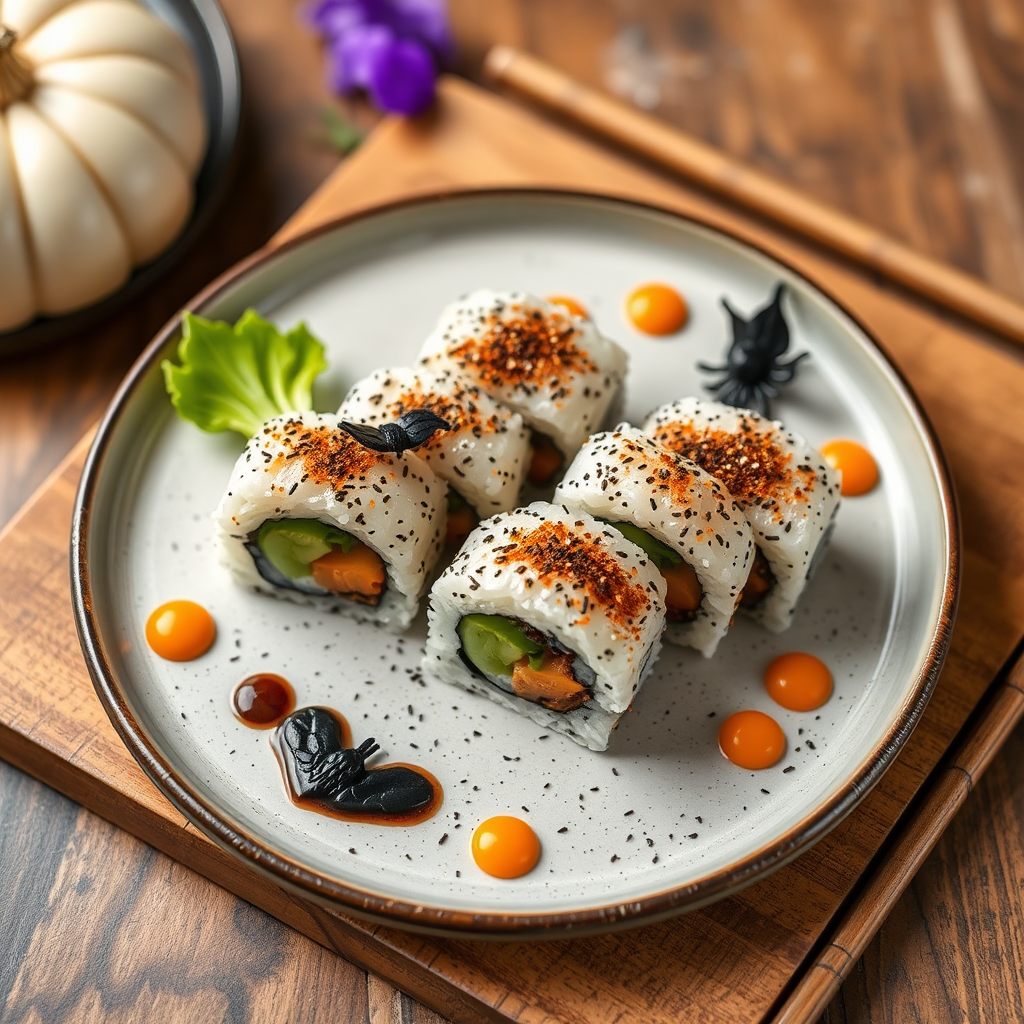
[{"left": 70, "top": 185, "right": 960, "bottom": 939}]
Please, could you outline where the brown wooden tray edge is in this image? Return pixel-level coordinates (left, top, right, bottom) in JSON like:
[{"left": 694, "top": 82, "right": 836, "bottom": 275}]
[
  {"left": 3, "top": 80, "right": 1021, "bottom": 1014},
  {"left": 0, "top": 714, "right": 508, "bottom": 1024},
  {"left": 767, "top": 642, "right": 1024, "bottom": 1023},
  {"left": 0, "top": 430, "right": 1020, "bottom": 1024},
  {"left": 4, "top": 616, "right": 1021, "bottom": 1024}
]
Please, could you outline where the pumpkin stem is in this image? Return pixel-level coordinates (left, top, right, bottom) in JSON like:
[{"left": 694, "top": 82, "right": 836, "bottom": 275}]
[{"left": 0, "top": 27, "right": 34, "bottom": 109}]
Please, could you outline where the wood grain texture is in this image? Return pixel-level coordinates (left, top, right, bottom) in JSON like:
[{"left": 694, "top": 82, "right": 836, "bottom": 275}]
[
  {"left": 776, "top": 656, "right": 1024, "bottom": 1023},
  {"left": 3, "top": 3, "right": 1024, "bottom": 1023},
  {"left": 447, "top": 0, "right": 1024, "bottom": 294},
  {"left": 0, "top": 760, "right": 416, "bottom": 1024},
  {"left": 483, "top": 46, "right": 1024, "bottom": 344},
  {"left": 3, "top": 74, "right": 1024, "bottom": 1024}
]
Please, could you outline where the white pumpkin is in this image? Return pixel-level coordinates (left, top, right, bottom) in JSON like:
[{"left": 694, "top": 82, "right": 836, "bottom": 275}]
[{"left": 0, "top": 0, "right": 207, "bottom": 332}]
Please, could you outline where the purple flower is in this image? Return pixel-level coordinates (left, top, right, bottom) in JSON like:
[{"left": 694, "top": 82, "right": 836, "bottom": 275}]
[
  {"left": 307, "top": 0, "right": 454, "bottom": 115},
  {"left": 308, "top": 0, "right": 383, "bottom": 37},
  {"left": 366, "top": 36, "right": 437, "bottom": 116},
  {"left": 387, "top": 0, "right": 456, "bottom": 65},
  {"left": 329, "top": 22, "right": 393, "bottom": 93}
]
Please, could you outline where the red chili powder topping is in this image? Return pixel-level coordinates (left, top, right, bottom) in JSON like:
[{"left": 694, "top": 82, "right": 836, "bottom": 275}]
[
  {"left": 385, "top": 383, "right": 503, "bottom": 446},
  {"left": 494, "top": 520, "right": 651, "bottom": 629},
  {"left": 267, "top": 420, "right": 387, "bottom": 496},
  {"left": 651, "top": 417, "right": 810, "bottom": 505},
  {"left": 448, "top": 306, "right": 596, "bottom": 392},
  {"left": 615, "top": 437, "right": 699, "bottom": 506}
]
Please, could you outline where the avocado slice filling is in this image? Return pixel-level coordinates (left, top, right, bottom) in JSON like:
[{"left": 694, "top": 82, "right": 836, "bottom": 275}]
[
  {"left": 248, "top": 519, "right": 386, "bottom": 606},
  {"left": 457, "top": 614, "right": 591, "bottom": 712}
]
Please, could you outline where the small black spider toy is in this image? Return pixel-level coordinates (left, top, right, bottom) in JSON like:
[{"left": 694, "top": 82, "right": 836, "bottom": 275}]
[
  {"left": 698, "top": 283, "right": 808, "bottom": 417},
  {"left": 273, "top": 706, "right": 438, "bottom": 818},
  {"left": 338, "top": 409, "right": 451, "bottom": 455}
]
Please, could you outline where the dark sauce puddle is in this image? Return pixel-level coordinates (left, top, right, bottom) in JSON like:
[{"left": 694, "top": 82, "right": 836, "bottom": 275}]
[
  {"left": 271, "top": 706, "right": 442, "bottom": 826},
  {"left": 232, "top": 673, "right": 296, "bottom": 728},
  {"left": 232, "top": 675, "right": 443, "bottom": 826}
]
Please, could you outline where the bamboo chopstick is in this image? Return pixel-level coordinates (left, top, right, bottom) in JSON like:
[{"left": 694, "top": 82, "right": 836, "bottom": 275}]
[
  {"left": 771, "top": 652, "right": 1024, "bottom": 1023},
  {"left": 484, "top": 45, "right": 1024, "bottom": 346}
]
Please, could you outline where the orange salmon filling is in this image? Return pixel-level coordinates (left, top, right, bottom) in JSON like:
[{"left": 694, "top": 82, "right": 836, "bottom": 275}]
[
  {"left": 445, "top": 503, "right": 478, "bottom": 547},
  {"left": 511, "top": 649, "right": 588, "bottom": 712},
  {"left": 527, "top": 433, "right": 564, "bottom": 486},
  {"left": 662, "top": 561, "right": 703, "bottom": 621},
  {"left": 310, "top": 544, "right": 386, "bottom": 605},
  {"left": 740, "top": 549, "right": 774, "bottom": 606}
]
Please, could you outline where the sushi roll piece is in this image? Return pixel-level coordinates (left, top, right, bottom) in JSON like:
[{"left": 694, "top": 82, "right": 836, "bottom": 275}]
[
  {"left": 554, "top": 426, "right": 754, "bottom": 657},
  {"left": 338, "top": 367, "right": 531, "bottom": 544},
  {"left": 642, "top": 398, "right": 841, "bottom": 633},
  {"left": 417, "top": 290, "right": 628, "bottom": 485},
  {"left": 423, "top": 502, "right": 667, "bottom": 751},
  {"left": 214, "top": 412, "right": 446, "bottom": 632}
]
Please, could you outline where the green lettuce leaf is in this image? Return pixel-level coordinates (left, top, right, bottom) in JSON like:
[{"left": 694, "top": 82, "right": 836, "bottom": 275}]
[{"left": 161, "top": 310, "right": 328, "bottom": 439}]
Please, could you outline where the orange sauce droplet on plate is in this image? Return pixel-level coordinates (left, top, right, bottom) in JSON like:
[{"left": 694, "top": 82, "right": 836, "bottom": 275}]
[
  {"left": 471, "top": 815, "right": 541, "bottom": 878},
  {"left": 145, "top": 600, "right": 215, "bottom": 661},
  {"left": 547, "top": 294, "right": 589, "bottom": 319},
  {"left": 718, "top": 710, "right": 786, "bottom": 770},
  {"left": 625, "top": 283, "right": 688, "bottom": 335},
  {"left": 764, "top": 652, "right": 833, "bottom": 712},
  {"left": 820, "top": 439, "right": 878, "bottom": 496}
]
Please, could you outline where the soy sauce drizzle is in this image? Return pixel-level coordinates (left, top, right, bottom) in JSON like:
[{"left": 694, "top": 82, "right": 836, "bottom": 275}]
[
  {"left": 272, "top": 706, "right": 442, "bottom": 826},
  {"left": 232, "top": 673, "right": 295, "bottom": 728}
]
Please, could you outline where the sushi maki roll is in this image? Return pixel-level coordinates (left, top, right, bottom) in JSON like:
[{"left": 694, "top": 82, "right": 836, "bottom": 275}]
[
  {"left": 642, "top": 398, "right": 841, "bottom": 633},
  {"left": 337, "top": 367, "right": 531, "bottom": 544},
  {"left": 417, "top": 290, "right": 628, "bottom": 485},
  {"left": 214, "top": 412, "right": 446, "bottom": 632},
  {"left": 554, "top": 426, "right": 754, "bottom": 657},
  {"left": 423, "top": 502, "right": 667, "bottom": 751}
]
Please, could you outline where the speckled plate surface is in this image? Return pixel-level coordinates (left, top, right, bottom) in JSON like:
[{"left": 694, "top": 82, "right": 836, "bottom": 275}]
[{"left": 72, "top": 191, "right": 957, "bottom": 938}]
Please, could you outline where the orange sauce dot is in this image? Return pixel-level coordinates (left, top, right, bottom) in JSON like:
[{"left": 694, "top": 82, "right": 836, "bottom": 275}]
[
  {"left": 820, "top": 439, "right": 879, "bottom": 496},
  {"left": 547, "top": 294, "right": 589, "bottom": 319},
  {"left": 718, "top": 710, "right": 786, "bottom": 770},
  {"left": 625, "top": 283, "right": 688, "bottom": 335},
  {"left": 471, "top": 816, "right": 541, "bottom": 879},
  {"left": 764, "top": 652, "right": 833, "bottom": 712},
  {"left": 145, "top": 600, "right": 216, "bottom": 661}
]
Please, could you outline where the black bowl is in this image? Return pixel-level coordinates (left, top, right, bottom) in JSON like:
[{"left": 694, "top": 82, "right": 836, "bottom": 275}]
[{"left": 0, "top": 0, "right": 242, "bottom": 356}]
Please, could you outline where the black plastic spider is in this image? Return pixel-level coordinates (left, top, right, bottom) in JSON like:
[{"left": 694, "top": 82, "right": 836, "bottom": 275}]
[
  {"left": 338, "top": 409, "right": 451, "bottom": 454},
  {"left": 698, "top": 283, "right": 808, "bottom": 417}
]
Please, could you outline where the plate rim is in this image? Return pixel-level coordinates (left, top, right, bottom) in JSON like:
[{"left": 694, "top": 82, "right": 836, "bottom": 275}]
[{"left": 70, "top": 186, "right": 960, "bottom": 937}]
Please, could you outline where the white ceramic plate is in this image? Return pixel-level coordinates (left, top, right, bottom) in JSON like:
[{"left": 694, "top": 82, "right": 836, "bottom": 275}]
[{"left": 73, "top": 191, "right": 957, "bottom": 937}]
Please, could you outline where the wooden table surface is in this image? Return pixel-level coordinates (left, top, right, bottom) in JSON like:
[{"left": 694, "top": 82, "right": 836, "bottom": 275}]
[{"left": 2, "top": 2, "right": 1023, "bottom": 1022}]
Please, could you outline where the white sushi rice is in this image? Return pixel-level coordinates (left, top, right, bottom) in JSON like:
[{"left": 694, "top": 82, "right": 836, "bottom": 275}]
[
  {"left": 642, "top": 398, "right": 841, "bottom": 633},
  {"left": 417, "top": 289, "right": 628, "bottom": 460},
  {"left": 337, "top": 366, "right": 531, "bottom": 515},
  {"left": 214, "top": 412, "right": 446, "bottom": 633},
  {"left": 423, "top": 502, "right": 667, "bottom": 751},
  {"left": 554, "top": 426, "right": 754, "bottom": 657}
]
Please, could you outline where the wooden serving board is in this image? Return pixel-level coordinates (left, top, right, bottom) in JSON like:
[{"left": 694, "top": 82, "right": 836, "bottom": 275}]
[{"left": 3, "top": 77, "right": 1024, "bottom": 1024}]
